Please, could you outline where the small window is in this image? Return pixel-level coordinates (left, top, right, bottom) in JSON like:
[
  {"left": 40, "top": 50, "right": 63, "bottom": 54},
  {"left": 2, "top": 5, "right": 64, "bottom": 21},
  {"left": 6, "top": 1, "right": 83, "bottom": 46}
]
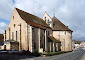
[
  {"left": 48, "top": 19, "right": 49, "bottom": 23},
  {"left": 14, "top": 24, "right": 16, "bottom": 27},
  {"left": 32, "top": 27, "right": 34, "bottom": 32},
  {"left": 48, "top": 19, "right": 49, "bottom": 22},
  {"left": 13, "top": 16, "right": 14, "bottom": 19},
  {"left": 45, "top": 17, "right": 46, "bottom": 18},
  {"left": 45, "top": 17, "right": 46, "bottom": 22}
]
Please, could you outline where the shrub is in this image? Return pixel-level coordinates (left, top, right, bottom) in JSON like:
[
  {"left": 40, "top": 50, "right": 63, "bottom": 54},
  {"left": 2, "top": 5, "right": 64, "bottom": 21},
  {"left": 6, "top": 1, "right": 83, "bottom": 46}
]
[{"left": 32, "top": 52, "right": 41, "bottom": 57}]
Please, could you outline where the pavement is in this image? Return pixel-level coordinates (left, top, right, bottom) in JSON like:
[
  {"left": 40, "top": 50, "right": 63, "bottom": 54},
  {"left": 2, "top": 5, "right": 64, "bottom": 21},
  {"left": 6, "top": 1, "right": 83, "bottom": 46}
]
[{"left": 0, "top": 48, "right": 85, "bottom": 60}]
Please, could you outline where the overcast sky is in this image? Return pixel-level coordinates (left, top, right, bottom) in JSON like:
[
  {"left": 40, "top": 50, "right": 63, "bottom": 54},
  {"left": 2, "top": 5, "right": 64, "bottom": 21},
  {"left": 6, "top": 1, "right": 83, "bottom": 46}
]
[{"left": 0, "top": 0, "right": 85, "bottom": 41}]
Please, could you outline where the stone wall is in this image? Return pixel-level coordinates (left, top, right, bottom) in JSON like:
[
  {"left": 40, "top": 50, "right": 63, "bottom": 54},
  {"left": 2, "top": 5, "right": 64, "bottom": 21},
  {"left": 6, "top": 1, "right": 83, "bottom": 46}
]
[
  {"left": 53, "top": 31, "right": 72, "bottom": 51},
  {"left": 4, "top": 8, "right": 29, "bottom": 51}
]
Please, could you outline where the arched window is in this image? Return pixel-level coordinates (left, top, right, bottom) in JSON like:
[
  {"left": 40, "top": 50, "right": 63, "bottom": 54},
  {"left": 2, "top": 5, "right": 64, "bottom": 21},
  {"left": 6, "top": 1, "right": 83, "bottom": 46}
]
[
  {"left": 16, "top": 31, "right": 17, "bottom": 41},
  {"left": 14, "top": 24, "right": 16, "bottom": 28},
  {"left": 12, "top": 32, "right": 14, "bottom": 40},
  {"left": 13, "top": 16, "right": 14, "bottom": 19}
]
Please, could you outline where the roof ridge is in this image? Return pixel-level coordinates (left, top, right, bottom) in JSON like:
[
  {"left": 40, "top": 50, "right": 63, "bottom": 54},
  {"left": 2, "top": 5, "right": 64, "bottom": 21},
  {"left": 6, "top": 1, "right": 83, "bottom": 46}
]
[
  {"left": 45, "top": 12, "right": 52, "bottom": 19},
  {"left": 15, "top": 8, "right": 51, "bottom": 29},
  {"left": 15, "top": 8, "right": 44, "bottom": 22}
]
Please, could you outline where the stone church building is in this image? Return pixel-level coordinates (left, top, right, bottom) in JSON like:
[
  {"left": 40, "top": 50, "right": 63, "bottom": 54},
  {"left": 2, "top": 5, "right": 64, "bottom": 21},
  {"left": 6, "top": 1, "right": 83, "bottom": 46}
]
[
  {"left": 2, "top": 7, "right": 72, "bottom": 52},
  {"left": 2, "top": 8, "right": 62, "bottom": 53}
]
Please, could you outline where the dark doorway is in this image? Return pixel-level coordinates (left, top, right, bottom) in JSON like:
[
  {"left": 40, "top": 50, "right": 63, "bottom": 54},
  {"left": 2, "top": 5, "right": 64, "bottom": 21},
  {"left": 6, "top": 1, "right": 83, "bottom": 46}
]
[{"left": 4, "top": 45, "right": 6, "bottom": 50}]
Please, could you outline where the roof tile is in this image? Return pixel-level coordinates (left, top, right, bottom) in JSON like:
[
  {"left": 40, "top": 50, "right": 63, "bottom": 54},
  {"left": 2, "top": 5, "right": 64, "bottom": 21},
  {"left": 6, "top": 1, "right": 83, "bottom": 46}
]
[
  {"left": 16, "top": 8, "right": 51, "bottom": 29},
  {"left": 52, "top": 16, "right": 72, "bottom": 32},
  {"left": 48, "top": 36, "right": 61, "bottom": 43}
]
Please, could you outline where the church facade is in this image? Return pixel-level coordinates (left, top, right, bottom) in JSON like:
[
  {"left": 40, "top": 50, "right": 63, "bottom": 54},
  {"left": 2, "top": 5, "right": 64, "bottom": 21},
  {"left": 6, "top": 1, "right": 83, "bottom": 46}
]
[{"left": 2, "top": 8, "right": 62, "bottom": 53}]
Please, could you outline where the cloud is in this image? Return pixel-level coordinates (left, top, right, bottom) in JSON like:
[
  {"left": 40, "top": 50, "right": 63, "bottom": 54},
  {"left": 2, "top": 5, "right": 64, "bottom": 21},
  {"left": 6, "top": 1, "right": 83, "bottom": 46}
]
[
  {"left": 54, "top": 0, "right": 85, "bottom": 41},
  {"left": 15, "top": 0, "right": 61, "bottom": 17},
  {"left": 0, "top": 0, "right": 15, "bottom": 20},
  {"left": 0, "top": 0, "right": 85, "bottom": 41},
  {"left": 0, "top": 22, "right": 7, "bottom": 28},
  {"left": 0, "top": 22, "right": 7, "bottom": 34}
]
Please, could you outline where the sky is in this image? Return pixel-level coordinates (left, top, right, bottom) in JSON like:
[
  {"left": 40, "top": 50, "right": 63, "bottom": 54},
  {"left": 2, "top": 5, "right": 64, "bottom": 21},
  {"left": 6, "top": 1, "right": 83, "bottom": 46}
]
[{"left": 0, "top": 0, "right": 85, "bottom": 41}]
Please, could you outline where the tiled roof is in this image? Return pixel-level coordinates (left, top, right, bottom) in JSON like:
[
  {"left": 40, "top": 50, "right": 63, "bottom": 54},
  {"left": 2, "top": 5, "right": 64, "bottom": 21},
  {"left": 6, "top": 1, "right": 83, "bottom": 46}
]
[
  {"left": 52, "top": 16, "right": 72, "bottom": 31},
  {"left": 16, "top": 8, "right": 50, "bottom": 29},
  {"left": 0, "top": 34, "right": 4, "bottom": 41},
  {"left": 48, "top": 36, "right": 61, "bottom": 43}
]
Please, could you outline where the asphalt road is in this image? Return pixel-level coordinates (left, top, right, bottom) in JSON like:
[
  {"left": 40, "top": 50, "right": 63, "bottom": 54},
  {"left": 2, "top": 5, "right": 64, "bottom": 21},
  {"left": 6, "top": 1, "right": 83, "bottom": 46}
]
[
  {"left": 0, "top": 48, "right": 85, "bottom": 60},
  {"left": 25, "top": 48, "right": 85, "bottom": 60}
]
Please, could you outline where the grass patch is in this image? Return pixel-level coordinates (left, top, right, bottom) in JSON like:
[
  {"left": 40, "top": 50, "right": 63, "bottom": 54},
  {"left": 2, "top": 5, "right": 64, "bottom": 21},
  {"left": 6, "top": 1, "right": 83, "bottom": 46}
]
[
  {"left": 31, "top": 51, "right": 72, "bottom": 56},
  {"left": 43, "top": 51, "right": 71, "bottom": 56}
]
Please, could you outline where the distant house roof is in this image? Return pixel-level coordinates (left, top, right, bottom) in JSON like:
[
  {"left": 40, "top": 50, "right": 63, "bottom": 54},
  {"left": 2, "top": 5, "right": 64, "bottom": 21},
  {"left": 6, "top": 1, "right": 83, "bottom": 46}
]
[
  {"left": 0, "top": 34, "right": 4, "bottom": 45},
  {"left": 16, "top": 8, "right": 51, "bottom": 29},
  {"left": 52, "top": 16, "right": 72, "bottom": 32},
  {"left": 0, "top": 34, "right": 4, "bottom": 41},
  {"left": 48, "top": 36, "right": 61, "bottom": 43}
]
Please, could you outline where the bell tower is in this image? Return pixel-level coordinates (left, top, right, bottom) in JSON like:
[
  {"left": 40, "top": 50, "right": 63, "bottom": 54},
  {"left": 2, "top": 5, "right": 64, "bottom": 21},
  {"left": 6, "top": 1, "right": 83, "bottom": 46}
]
[{"left": 42, "top": 12, "right": 53, "bottom": 28}]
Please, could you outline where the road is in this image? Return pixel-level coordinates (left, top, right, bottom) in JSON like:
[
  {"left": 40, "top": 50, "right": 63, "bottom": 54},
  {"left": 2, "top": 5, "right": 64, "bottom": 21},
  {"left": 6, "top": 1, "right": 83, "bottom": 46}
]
[{"left": 0, "top": 48, "right": 85, "bottom": 60}]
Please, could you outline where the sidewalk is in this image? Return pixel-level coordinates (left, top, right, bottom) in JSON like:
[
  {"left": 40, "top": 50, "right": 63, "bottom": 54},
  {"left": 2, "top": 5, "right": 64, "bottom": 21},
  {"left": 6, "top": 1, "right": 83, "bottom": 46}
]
[{"left": 81, "top": 54, "right": 85, "bottom": 60}]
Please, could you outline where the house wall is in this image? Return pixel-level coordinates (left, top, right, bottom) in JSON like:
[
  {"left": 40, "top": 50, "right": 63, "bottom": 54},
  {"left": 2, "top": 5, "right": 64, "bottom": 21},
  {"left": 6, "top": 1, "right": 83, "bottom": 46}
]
[{"left": 53, "top": 31, "right": 72, "bottom": 51}]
